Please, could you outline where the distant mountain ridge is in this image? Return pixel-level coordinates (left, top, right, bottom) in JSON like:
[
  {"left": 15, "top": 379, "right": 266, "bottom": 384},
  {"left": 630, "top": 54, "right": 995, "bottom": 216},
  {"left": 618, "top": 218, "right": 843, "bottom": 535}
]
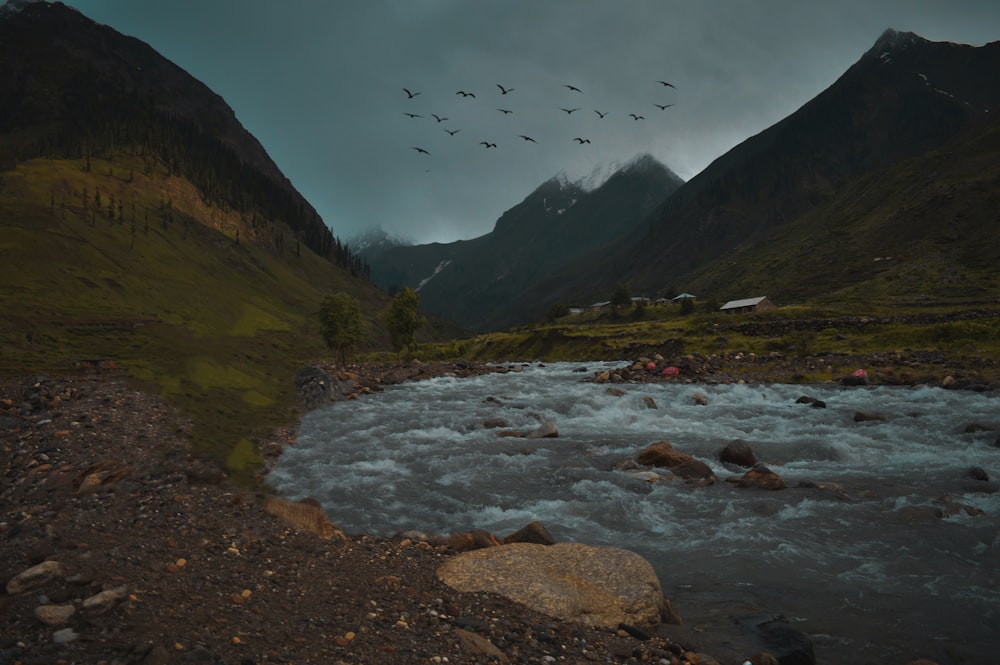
[
  {"left": 433, "top": 29, "right": 1000, "bottom": 320},
  {"left": 612, "top": 29, "right": 1000, "bottom": 301},
  {"left": 364, "top": 154, "right": 683, "bottom": 330}
]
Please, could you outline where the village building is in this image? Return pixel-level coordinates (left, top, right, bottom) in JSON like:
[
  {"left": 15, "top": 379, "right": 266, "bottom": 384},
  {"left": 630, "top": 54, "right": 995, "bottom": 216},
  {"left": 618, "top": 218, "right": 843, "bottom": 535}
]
[
  {"left": 719, "top": 296, "right": 776, "bottom": 314},
  {"left": 671, "top": 293, "right": 697, "bottom": 301}
]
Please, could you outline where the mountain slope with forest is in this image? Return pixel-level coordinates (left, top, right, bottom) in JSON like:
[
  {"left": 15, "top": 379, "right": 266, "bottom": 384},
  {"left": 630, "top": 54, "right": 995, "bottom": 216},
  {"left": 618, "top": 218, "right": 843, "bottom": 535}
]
[{"left": 0, "top": 0, "right": 385, "bottom": 475}]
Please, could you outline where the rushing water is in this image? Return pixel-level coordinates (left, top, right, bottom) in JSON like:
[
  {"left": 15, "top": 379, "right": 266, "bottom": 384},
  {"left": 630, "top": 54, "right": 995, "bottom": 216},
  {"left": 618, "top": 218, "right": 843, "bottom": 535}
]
[{"left": 268, "top": 362, "right": 1000, "bottom": 665}]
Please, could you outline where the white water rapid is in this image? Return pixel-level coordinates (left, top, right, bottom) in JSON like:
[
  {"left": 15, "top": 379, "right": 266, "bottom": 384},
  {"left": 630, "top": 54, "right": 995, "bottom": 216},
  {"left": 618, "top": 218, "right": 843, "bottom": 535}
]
[{"left": 268, "top": 362, "right": 1000, "bottom": 665}]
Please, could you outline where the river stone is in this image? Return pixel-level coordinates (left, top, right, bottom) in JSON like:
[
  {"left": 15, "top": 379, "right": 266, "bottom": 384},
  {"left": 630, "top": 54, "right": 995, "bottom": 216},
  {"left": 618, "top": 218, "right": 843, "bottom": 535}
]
[
  {"left": 437, "top": 541, "right": 666, "bottom": 630},
  {"left": 82, "top": 585, "right": 130, "bottom": 616},
  {"left": 527, "top": 421, "right": 559, "bottom": 438},
  {"left": 503, "top": 520, "right": 555, "bottom": 545},
  {"left": 6, "top": 560, "right": 63, "bottom": 594},
  {"left": 35, "top": 603, "right": 76, "bottom": 626},
  {"left": 719, "top": 439, "right": 757, "bottom": 468},
  {"left": 636, "top": 440, "right": 692, "bottom": 468},
  {"left": 732, "top": 464, "right": 786, "bottom": 490}
]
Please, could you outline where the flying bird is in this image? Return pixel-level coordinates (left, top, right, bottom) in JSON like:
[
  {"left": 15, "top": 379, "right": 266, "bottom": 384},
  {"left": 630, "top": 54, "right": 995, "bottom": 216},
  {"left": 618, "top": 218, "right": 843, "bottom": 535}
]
[
  {"left": 456, "top": 90, "right": 476, "bottom": 97},
  {"left": 480, "top": 141, "right": 497, "bottom": 148},
  {"left": 564, "top": 84, "right": 583, "bottom": 93},
  {"left": 518, "top": 135, "right": 537, "bottom": 143},
  {"left": 444, "top": 128, "right": 460, "bottom": 135},
  {"left": 497, "top": 84, "right": 514, "bottom": 94},
  {"left": 629, "top": 113, "right": 645, "bottom": 120},
  {"left": 412, "top": 147, "right": 430, "bottom": 155},
  {"left": 403, "top": 112, "right": 422, "bottom": 118},
  {"left": 594, "top": 110, "right": 608, "bottom": 118},
  {"left": 656, "top": 81, "right": 676, "bottom": 88},
  {"left": 573, "top": 137, "right": 591, "bottom": 144},
  {"left": 497, "top": 108, "right": 513, "bottom": 114},
  {"left": 560, "top": 107, "right": 580, "bottom": 114},
  {"left": 431, "top": 113, "right": 449, "bottom": 122},
  {"left": 654, "top": 103, "right": 674, "bottom": 110},
  {"left": 403, "top": 87, "right": 420, "bottom": 98}
]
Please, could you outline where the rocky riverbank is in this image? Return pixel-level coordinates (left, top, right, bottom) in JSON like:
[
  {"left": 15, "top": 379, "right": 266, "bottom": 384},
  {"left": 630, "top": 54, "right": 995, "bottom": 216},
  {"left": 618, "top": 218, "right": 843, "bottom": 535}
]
[{"left": 2, "top": 360, "right": 981, "bottom": 665}]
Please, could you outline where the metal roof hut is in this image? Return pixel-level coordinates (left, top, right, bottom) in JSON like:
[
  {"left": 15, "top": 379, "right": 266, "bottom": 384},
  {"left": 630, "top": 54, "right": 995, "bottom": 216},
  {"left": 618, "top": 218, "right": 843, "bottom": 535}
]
[{"left": 719, "top": 296, "right": 776, "bottom": 314}]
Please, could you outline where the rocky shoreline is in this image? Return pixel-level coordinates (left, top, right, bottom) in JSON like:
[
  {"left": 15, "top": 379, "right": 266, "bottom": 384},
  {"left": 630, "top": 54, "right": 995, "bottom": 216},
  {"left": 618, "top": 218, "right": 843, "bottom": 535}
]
[{"left": 3, "top": 359, "right": 989, "bottom": 665}]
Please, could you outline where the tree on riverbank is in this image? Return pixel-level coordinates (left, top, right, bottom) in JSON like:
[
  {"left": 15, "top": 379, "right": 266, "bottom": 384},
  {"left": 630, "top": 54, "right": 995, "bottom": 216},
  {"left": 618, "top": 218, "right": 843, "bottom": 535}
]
[
  {"left": 319, "top": 292, "right": 365, "bottom": 367},
  {"left": 385, "top": 287, "right": 423, "bottom": 355}
]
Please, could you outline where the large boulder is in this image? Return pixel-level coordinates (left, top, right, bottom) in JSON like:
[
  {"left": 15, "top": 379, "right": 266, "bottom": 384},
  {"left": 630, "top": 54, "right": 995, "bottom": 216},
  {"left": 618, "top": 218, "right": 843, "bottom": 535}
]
[
  {"left": 637, "top": 440, "right": 693, "bottom": 468},
  {"left": 295, "top": 365, "right": 334, "bottom": 410},
  {"left": 437, "top": 542, "right": 668, "bottom": 630}
]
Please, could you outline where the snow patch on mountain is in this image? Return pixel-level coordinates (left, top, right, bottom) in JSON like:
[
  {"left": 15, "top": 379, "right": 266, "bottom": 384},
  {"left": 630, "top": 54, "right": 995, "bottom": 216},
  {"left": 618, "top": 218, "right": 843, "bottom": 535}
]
[{"left": 416, "top": 260, "right": 452, "bottom": 291}]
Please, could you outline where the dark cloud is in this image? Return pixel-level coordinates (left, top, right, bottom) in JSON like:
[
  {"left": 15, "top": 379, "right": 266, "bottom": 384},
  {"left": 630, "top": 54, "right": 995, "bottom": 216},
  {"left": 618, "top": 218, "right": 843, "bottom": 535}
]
[{"left": 67, "top": 0, "right": 1000, "bottom": 243}]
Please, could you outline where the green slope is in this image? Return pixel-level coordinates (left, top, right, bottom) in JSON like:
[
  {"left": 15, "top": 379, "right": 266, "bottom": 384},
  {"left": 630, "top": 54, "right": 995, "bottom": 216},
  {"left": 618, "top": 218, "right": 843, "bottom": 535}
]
[
  {"left": 0, "top": 153, "right": 388, "bottom": 481},
  {"left": 676, "top": 113, "right": 1000, "bottom": 307}
]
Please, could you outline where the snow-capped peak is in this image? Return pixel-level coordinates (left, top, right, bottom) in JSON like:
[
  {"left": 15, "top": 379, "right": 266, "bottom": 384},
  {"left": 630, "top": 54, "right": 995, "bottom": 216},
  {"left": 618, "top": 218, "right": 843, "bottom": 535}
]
[{"left": 0, "top": 0, "right": 47, "bottom": 15}]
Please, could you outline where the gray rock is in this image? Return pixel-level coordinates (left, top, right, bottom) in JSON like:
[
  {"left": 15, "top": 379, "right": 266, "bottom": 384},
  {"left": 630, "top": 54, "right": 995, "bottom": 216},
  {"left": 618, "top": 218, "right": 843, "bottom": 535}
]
[
  {"left": 437, "top": 542, "right": 666, "bottom": 630},
  {"left": 51, "top": 628, "right": 79, "bottom": 644},
  {"left": 527, "top": 421, "right": 559, "bottom": 438},
  {"left": 295, "top": 366, "right": 334, "bottom": 411}
]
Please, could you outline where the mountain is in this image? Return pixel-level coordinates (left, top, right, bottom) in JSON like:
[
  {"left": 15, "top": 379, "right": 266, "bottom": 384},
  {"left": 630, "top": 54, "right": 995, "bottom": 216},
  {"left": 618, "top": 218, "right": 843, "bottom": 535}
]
[
  {"left": 0, "top": 0, "right": 384, "bottom": 474},
  {"left": 576, "top": 29, "right": 1000, "bottom": 306},
  {"left": 365, "top": 154, "right": 683, "bottom": 330},
  {"left": 348, "top": 226, "right": 414, "bottom": 265},
  {"left": 0, "top": 0, "right": 367, "bottom": 271}
]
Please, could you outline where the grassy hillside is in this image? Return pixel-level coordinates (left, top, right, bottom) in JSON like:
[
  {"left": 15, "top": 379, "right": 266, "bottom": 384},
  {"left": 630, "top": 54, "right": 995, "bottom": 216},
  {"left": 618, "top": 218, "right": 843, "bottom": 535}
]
[
  {"left": 672, "top": 114, "right": 1000, "bottom": 307},
  {"left": 0, "top": 153, "right": 389, "bottom": 481}
]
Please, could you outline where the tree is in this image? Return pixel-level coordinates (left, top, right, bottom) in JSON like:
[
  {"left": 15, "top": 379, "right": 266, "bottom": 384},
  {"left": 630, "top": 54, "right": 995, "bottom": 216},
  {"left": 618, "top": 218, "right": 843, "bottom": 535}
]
[
  {"left": 384, "top": 287, "right": 423, "bottom": 355},
  {"left": 318, "top": 292, "right": 365, "bottom": 367},
  {"left": 611, "top": 282, "right": 632, "bottom": 309}
]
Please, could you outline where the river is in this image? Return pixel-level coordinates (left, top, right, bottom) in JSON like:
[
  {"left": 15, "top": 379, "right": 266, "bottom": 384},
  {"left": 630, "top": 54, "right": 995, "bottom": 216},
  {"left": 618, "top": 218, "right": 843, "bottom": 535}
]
[{"left": 268, "top": 362, "right": 1000, "bottom": 665}]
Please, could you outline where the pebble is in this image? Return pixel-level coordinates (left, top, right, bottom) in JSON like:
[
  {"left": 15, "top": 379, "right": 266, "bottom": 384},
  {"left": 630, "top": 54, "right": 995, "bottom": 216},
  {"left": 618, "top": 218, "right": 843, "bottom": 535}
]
[
  {"left": 34, "top": 603, "right": 76, "bottom": 626},
  {"left": 82, "top": 585, "right": 129, "bottom": 615},
  {"left": 52, "top": 628, "right": 79, "bottom": 644},
  {"left": 6, "top": 560, "right": 63, "bottom": 594}
]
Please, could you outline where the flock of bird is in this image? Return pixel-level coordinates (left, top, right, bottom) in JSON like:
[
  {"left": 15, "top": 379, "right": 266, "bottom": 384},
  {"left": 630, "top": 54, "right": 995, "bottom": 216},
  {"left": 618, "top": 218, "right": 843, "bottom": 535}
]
[{"left": 400, "top": 80, "right": 677, "bottom": 157}]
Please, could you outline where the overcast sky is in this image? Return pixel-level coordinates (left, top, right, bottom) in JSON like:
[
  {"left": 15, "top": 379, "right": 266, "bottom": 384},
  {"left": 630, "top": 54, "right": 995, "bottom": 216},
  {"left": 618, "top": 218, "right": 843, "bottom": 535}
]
[{"left": 64, "top": 1, "right": 999, "bottom": 245}]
